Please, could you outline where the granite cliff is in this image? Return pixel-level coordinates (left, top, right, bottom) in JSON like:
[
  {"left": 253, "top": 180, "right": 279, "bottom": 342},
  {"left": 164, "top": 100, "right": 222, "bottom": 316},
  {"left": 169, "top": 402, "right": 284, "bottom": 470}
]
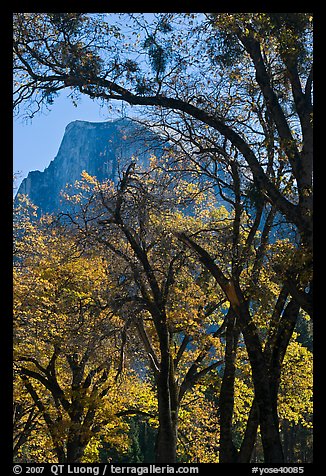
[{"left": 16, "top": 118, "right": 166, "bottom": 215}]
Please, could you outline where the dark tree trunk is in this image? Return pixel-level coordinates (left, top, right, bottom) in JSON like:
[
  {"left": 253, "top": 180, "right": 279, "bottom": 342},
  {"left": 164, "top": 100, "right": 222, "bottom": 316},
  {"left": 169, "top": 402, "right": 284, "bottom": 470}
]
[
  {"left": 66, "top": 411, "right": 89, "bottom": 462},
  {"left": 219, "top": 312, "right": 239, "bottom": 462},
  {"left": 239, "top": 297, "right": 300, "bottom": 463},
  {"left": 66, "top": 438, "right": 87, "bottom": 463},
  {"left": 51, "top": 441, "right": 66, "bottom": 464},
  {"left": 155, "top": 377, "right": 178, "bottom": 463},
  {"left": 155, "top": 323, "right": 178, "bottom": 464},
  {"left": 239, "top": 304, "right": 284, "bottom": 463},
  {"left": 238, "top": 399, "right": 259, "bottom": 463},
  {"left": 283, "top": 421, "right": 290, "bottom": 463}
]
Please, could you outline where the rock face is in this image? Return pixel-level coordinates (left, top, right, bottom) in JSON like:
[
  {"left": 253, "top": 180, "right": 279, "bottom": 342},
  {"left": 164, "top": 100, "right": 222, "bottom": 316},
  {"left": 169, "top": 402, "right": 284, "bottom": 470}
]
[{"left": 16, "top": 118, "right": 166, "bottom": 215}]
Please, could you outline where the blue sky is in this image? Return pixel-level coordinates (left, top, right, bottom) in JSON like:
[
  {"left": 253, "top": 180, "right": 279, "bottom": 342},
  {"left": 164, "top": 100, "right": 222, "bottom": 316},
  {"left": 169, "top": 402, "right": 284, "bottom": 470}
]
[{"left": 13, "top": 91, "right": 126, "bottom": 189}]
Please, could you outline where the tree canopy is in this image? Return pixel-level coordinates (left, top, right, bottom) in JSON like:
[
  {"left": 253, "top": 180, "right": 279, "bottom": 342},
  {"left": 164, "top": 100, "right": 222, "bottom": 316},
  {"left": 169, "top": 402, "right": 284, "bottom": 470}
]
[{"left": 13, "top": 12, "right": 313, "bottom": 464}]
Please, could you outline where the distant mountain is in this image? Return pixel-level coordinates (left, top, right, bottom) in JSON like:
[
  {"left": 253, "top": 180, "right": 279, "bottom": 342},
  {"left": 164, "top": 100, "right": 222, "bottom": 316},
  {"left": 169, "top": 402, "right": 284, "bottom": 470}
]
[{"left": 16, "top": 118, "right": 167, "bottom": 215}]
